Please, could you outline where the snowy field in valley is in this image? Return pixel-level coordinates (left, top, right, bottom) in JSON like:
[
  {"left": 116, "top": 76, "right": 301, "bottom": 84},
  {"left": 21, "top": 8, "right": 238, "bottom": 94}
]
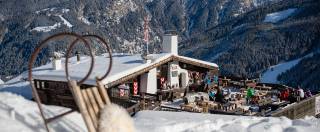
[
  {"left": 264, "top": 8, "right": 297, "bottom": 23},
  {"left": 261, "top": 53, "right": 315, "bottom": 84},
  {"left": 0, "top": 79, "right": 320, "bottom": 132},
  {"left": 261, "top": 57, "right": 301, "bottom": 84}
]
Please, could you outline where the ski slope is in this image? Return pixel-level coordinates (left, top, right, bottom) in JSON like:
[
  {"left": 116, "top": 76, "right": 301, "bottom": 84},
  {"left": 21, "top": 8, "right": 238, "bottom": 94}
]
[
  {"left": 264, "top": 8, "right": 297, "bottom": 23},
  {"left": 261, "top": 53, "right": 314, "bottom": 84},
  {"left": 261, "top": 58, "right": 301, "bottom": 84}
]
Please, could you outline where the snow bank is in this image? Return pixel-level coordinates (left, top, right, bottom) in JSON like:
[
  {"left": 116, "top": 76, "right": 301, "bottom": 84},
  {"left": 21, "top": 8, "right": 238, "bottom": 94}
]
[
  {"left": 264, "top": 8, "right": 297, "bottom": 23},
  {"left": 0, "top": 81, "right": 32, "bottom": 99},
  {"left": 0, "top": 92, "right": 86, "bottom": 132},
  {"left": 134, "top": 111, "right": 320, "bottom": 132},
  {"left": 0, "top": 90, "right": 320, "bottom": 132},
  {"left": 0, "top": 79, "right": 4, "bottom": 84}
]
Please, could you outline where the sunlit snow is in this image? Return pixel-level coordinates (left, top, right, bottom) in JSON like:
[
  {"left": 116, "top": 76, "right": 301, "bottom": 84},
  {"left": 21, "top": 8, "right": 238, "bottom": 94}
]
[{"left": 264, "top": 8, "right": 297, "bottom": 23}]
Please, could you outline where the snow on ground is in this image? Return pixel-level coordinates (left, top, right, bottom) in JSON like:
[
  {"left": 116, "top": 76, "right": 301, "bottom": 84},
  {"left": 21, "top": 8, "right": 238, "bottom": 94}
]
[
  {"left": 264, "top": 8, "right": 297, "bottom": 23},
  {"left": 0, "top": 73, "right": 33, "bottom": 99},
  {"left": 134, "top": 111, "right": 320, "bottom": 132},
  {"left": 57, "top": 15, "right": 73, "bottom": 28},
  {"left": 261, "top": 53, "right": 313, "bottom": 83},
  {"left": 0, "top": 79, "right": 3, "bottom": 84},
  {"left": 0, "top": 92, "right": 86, "bottom": 132},
  {"left": 261, "top": 57, "right": 301, "bottom": 84},
  {"left": 0, "top": 81, "right": 32, "bottom": 99},
  {"left": 78, "top": 16, "right": 91, "bottom": 25},
  {"left": 0, "top": 85, "right": 320, "bottom": 132},
  {"left": 30, "top": 23, "right": 61, "bottom": 32}
]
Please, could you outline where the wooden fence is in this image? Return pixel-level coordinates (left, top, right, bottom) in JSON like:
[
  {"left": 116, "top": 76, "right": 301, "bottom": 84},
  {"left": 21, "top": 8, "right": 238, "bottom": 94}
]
[{"left": 271, "top": 94, "right": 320, "bottom": 119}]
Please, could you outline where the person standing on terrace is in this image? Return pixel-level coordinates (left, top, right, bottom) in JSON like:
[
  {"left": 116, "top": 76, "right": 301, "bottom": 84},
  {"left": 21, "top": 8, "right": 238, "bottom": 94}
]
[{"left": 246, "top": 87, "right": 255, "bottom": 104}]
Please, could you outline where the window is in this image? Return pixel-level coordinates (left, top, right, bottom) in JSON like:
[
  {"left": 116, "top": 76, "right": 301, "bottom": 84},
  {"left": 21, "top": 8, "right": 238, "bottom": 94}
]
[{"left": 172, "top": 71, "right": 178, "bottom": 77}]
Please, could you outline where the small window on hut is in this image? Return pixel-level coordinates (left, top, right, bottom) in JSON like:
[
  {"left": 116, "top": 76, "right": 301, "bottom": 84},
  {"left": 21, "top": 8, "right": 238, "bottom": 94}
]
[
  {"left": 36, "top": 81, "right": 40, "bottom": 89},
  {"left": 41, "top": 81, "right": 45, "bottom": 89},
  {"left": 44, "top": 82, "right": 49, "bottom": 88},
  {"left": 172, "top": 71, "right": 178, "bottom": 77}
]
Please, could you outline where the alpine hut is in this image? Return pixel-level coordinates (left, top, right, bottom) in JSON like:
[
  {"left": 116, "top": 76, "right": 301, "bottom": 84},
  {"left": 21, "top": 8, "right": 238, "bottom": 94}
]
[{"left": 29, "top": 33, "right": 219, "bottom": 111}]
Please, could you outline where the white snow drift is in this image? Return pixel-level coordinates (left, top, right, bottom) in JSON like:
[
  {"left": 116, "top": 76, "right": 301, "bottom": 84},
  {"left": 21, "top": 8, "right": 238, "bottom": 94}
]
[{"left": 0, "top": 89, "right": 320, "bottom": 132}]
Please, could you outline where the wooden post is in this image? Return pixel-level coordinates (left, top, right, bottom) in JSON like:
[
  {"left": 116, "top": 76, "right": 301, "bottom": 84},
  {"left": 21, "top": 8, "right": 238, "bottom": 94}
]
[{"left": 141, "top": 92, "right": 146, "bottom": 110}]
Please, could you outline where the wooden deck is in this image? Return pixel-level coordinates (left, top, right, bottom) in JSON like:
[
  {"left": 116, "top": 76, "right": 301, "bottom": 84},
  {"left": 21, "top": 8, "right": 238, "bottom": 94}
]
[{"left": 271, "top": 94, "right": 320, "bottom": 119}]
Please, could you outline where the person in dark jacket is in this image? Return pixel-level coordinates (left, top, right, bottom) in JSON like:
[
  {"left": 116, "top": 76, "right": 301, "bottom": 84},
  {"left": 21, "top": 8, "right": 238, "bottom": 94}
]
[{"left": 215, "top": 87, "right": 226, "bottom": 103}]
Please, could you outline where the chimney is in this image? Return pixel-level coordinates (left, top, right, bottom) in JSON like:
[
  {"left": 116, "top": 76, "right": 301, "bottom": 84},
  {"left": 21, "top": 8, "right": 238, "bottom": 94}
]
[
  {"left": 75, "top": 51, "right": 80, "bottom": 63},
  {"left": 162, "top": 32, "right": 178, "bottom": 55},
  {"left": 52, "top": 52, "right": 62, "bottom": 70},
  {"left": 141, "top": 54, "right": 153, "bottom": 64}
]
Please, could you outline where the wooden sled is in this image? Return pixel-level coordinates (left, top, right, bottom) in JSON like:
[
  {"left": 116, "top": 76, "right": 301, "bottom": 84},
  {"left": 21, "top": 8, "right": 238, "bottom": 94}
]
[
  {"left": 28, "top": 33, "right": 112, "bottom": 132},
  {"left": 69, "top": 79, "right": 111, "bottom": 132}
]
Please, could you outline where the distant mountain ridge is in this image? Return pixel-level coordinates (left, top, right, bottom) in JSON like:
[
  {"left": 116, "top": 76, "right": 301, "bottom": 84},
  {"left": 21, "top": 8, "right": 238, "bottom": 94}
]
[
  {"left": 179, "top": 0, "right": 320, "bottom": 91},
  {"left": 0, "top": 0, "right": 319, "bottom": 91},
  {"left": 0, "top": 0, "right": 273, "bottom": 79}
]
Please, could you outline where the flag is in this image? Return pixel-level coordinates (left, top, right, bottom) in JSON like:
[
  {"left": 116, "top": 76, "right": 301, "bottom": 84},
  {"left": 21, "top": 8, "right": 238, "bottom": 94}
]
[
  {"left": 133, "top": 81, "right": 138, "bottom": 95},
  {"left": 120, "top": 88, "right": 125, "bottom": 97}
]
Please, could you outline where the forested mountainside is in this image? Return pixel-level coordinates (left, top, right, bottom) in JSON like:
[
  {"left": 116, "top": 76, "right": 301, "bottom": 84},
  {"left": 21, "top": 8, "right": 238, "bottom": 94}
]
[
  {"left": 278, "top": 53, "right": 320, "bottom": 92},
  {"left": 179, "top": 0, "right": 320, "bottom": 91},
  {"left": 0, "top": 0, "right": 319, "bottom": 91},
  {"left": 0, "top": 0, "right": 275, "bottom": 80}
]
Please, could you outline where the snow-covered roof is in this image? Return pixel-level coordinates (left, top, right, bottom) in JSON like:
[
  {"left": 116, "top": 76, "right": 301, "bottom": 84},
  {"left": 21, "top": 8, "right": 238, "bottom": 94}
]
[
  {"left": 31, "top": 53, "right": 218, "bottom": 86},
  {"left": 174, "top": 55, "right": 219, "bottom": 68}
]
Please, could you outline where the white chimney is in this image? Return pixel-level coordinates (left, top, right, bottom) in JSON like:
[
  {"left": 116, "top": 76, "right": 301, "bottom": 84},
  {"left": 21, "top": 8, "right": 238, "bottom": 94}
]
[
  {"left": 52, "top": 52, "right": 62, "bottom": 70},
  {"left": 52, "top": 58, "right": 62, "bottom": 70},
  {"left": 162, "top": 33, "right": 178, "bottom": 55}
]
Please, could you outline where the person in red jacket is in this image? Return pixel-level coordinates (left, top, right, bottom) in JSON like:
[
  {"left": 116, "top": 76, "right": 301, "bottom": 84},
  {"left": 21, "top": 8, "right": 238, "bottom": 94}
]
[
  {"left": 284, "top": 88, "right": 290, "bottom": 100},
  {"left": 280, "top": 88, "right": 289, "bottom": 101}
]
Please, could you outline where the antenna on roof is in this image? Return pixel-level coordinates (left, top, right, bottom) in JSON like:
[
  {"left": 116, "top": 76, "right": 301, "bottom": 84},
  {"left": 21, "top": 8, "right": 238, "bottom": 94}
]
[{"left": 143, "top": 16, "right": 150, "bottom": 55}]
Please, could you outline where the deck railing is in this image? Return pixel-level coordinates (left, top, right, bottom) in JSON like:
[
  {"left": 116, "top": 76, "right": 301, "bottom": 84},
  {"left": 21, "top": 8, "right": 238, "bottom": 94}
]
[{"left": 271, "top": 93, "right": 320, "bottom": 119}]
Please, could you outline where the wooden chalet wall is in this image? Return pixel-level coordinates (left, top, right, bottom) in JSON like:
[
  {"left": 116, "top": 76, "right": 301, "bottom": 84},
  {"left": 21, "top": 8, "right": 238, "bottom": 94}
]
[
  {"left": 33, "top": 79, "right": 140, "bottom": 112},
  {"left": 33, "top": 79, "right": 92, "bottom": 109}
]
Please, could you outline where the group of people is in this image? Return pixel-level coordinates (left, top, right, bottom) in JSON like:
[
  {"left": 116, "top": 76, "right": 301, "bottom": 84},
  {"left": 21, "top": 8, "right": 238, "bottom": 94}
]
[
  {"left": 279, "top": 87, "right": 312, "bottom": 103},
  {"left": 207, "top": 86, "right": 232, "bottom": 104}
]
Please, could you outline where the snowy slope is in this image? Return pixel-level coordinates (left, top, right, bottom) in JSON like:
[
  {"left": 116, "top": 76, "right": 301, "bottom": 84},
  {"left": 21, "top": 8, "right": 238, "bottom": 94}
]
[
  {"left": 135, "top": 111, "right": 320, "bottom": 132},
  {"left": 261, "top": 58, "right": 301, "bottom": 83},
  {"left": 0, "top": 92, "right": 86, "bottom": 132},
  {"left": 0, "top": 90, "right": 320, "bottom": 132},
  {"left": 0, "top": 73, "right": 33, "bottom": 99},
  {"left": 264, "top": 8, "right": 297, "bottom": 23},
  {"left": 261, "top": 53, "right": 313, "bottom": 83}
]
